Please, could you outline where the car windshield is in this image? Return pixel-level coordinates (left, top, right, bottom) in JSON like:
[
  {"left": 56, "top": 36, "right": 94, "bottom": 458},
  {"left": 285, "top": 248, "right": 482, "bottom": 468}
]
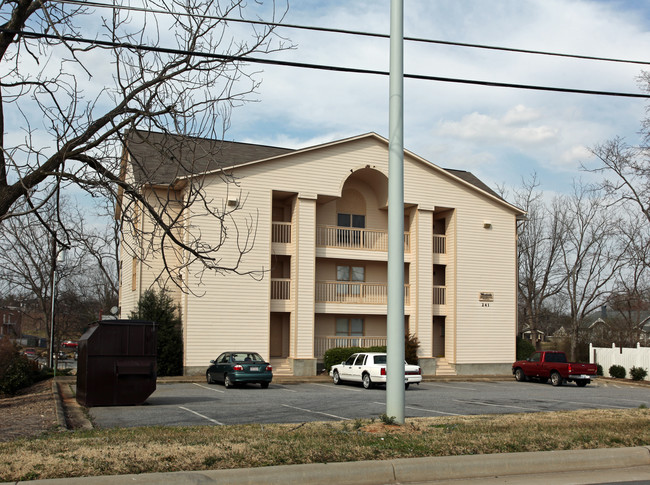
[{"left": 232, "top": 353, "right": 263, "bottom": 363}]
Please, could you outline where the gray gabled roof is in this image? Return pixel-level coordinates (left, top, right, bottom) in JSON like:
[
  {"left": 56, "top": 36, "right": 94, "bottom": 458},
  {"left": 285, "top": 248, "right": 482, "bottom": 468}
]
[
  {"left": 124, "top": 130, "right": 293, "bottom": 185},
  {"left": 123, "top": 130, "right": 508, "bottom": 204}
]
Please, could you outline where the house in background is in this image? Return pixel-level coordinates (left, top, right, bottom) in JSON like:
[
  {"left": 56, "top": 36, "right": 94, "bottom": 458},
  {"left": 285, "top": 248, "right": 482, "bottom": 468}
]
[{"left": 118, "top": 130, "right": 525, "bottom": 376}]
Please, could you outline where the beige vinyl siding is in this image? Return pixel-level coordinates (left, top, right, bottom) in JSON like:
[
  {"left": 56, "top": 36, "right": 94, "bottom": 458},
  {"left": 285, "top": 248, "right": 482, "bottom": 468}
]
[
  {"left": 294, "top": 196, "right": 316, "bottom": 358},
  {"left": 182, "top": 176, "right": 273, "bottom": 368},
  {"left": 128, "top": 134, "right": 520, "bottom": 371},
  {"left": 415, "top": 209, "right": 434, "bottom": 358}
]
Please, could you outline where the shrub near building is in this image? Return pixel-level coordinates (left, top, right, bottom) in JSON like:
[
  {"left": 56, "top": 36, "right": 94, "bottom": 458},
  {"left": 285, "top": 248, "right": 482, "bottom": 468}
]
[{"left": 0, "top": 339, "right": 42, "bottom": 395}]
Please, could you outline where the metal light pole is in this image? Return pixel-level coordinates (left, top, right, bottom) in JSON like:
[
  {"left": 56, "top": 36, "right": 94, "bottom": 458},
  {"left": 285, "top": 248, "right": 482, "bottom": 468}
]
[{"left": 386, "top": 0, "right": 405, "bottom": 424}]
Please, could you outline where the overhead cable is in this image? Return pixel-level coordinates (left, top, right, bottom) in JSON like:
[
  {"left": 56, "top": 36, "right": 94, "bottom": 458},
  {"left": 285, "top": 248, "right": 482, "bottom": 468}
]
[
  {"left": 52, "top": 0, "right": 650, "bottom": 66},
  {"left": 3, "top": 28, "right": 650, "bottom": 99}
]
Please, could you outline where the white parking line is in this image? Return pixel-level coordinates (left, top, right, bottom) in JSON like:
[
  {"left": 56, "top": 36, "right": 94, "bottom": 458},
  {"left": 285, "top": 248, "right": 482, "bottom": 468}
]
[
  {"left": 425, "top": 383, "right": 477, "bottom": 391},
  {"left": 371, "top": 402, "right": 461, "bottom": 416},
  {"left": 542, "top": 398, "right": 630, "bottom": 409},
  {"left": 179, "top": 406, "right": 224, "bottom": 425},
  {"left": 312, "top": 383, "right": 364, "bottom": 392},
  {"left": 453, "top": 399, "right": 540, "bottom": 411},
  {"left": 281, "top": 404, "right": 351, "bottom": 420},
  {"left": 193, "top": 383, "right": 225, "bottom": 393}
]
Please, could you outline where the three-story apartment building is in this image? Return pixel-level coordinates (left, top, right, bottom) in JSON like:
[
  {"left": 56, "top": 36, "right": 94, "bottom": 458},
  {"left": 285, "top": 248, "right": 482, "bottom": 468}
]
[{"left": 119, "top": 130, "right": 524, "bottom": 376}]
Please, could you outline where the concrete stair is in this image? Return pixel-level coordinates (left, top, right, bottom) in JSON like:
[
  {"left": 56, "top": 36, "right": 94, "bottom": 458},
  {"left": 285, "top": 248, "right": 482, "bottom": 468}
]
[
  {"left": 270, "top": 357, "right": 292, "bottom": 376},
  {"left": 436, "top": 358, "right": 457, "bottom": 376}
]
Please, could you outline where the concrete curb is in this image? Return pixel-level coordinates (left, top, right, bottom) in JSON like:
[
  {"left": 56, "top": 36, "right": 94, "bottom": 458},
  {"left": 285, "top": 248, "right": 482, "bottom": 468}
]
[
  {"left": 8, "top": 446, "right": 650, "bottom": 484},
  {"left": 51, "top": 380, "right": 67, "bottom": 429}
]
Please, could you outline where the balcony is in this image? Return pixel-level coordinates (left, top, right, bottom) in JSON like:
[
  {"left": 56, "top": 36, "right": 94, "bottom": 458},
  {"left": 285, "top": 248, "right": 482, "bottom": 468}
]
[
  {"left": 271, "top": 278, "right": 291, "bottom": 300},
  {"left": 433, "top": 234, "right": 446, "bottom": 254},
  {"left": 433, "top": 285, "right": 446, "bottom": 305},
  {"left": 315, "top": 336, "right": 387, "bottom": 359},
  {"left": 315, "top": 281, "right": 410, "bottom": 305},
  {"left": 316, "top": 226, "right": 410, "bottom": 252},
  {"left": 272, "top": 222, "right": 291, "bottom": 244}
]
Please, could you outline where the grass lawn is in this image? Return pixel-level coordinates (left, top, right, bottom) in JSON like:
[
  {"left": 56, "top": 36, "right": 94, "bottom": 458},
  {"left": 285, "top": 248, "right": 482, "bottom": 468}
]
[{"left": 1, "top": 408, "right": 649, "bottom": 482}]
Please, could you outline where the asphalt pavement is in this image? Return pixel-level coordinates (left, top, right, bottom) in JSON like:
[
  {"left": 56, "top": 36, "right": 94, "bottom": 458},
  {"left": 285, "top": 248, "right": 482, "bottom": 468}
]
[{"left": 5, "top": 375, "right": 648, "bottom": 485}]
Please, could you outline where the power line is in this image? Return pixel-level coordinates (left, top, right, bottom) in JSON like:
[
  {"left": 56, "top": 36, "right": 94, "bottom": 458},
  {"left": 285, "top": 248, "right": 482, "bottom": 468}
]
[
  {"left": 4, "top": 28, "right": 649, "bottom": 99},
  {"left": 52, "top": 0, "right": 650, "bottom": 67}
]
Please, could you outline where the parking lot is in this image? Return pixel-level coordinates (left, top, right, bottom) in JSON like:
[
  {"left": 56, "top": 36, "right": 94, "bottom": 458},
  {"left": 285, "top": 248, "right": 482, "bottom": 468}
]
[{"left": 88, "top": 379, "right": 650, "bottom": 428}]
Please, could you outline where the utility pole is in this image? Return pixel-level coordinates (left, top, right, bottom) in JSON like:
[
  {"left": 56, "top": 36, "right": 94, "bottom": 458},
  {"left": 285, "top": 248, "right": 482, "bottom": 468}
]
[{"left": 386, "top": 0, "right": 405, "bottom": 424}]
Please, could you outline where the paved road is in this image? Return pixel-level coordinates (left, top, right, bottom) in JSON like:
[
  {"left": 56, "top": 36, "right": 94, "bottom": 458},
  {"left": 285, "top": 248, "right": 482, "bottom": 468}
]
[{"left": 88, "top": 379, "right": 650, "bottom": 428}]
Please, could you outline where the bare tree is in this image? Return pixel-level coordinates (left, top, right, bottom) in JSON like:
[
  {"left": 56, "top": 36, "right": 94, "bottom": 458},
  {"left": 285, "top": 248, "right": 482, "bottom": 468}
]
[
  {"left": 0, "top": 198, "right": 98, "bottom": 350},
  {"left": 515, "top": 175, "right": 567, "bottom": 349},
  {"left": 602, "top": 212, "right": 650, "bottom": 346},
  {"left": 558, "top": 182, "right": 627, "bottom": 360},
  {"left": 1, "top": 0, "right": 292, "bottom": 283}
]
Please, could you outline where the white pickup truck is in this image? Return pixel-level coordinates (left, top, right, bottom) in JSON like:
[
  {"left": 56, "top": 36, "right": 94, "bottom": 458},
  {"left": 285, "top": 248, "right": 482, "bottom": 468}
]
[{"left": 329, "top": 352, "right": 422, "bottom": 389}]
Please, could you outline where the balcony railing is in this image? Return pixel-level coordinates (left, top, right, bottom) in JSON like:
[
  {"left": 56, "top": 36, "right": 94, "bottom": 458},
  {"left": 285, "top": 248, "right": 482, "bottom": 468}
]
[
  {"left": 271, "top": 278, "right": 291, "bottom": 300},
  {"left": 433, "top": 234, "right": 446, "bottom": 254},
  {"left": 316, "top": 281, "right": 410, "bottom": 305},
  {"left": 433, "top": 285, "right": 446, "bottom": 305},
  {"left": 315, "top": 336, "right": 387, "bottom": 359},
  {"left": 272, "top": 221, "right": 291, "bottom": 243},
  {"left": 316, "top": 226, "right": 410, "bottom": 252}
]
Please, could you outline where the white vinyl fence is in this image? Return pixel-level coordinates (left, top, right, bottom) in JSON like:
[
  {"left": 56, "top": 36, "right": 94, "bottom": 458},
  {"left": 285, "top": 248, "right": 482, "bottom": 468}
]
[{"left": 590, "top": 343, "right": 650, "bottom": 378}]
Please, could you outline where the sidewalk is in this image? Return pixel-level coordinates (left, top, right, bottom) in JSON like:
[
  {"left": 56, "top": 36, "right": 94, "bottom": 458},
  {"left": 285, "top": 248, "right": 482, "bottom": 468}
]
[{"left": 5, "top": 447, "right": 650, "bottom": 484}]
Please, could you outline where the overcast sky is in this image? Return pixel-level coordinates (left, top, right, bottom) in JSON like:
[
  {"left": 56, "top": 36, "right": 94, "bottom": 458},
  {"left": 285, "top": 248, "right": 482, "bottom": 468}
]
[{"left": 222, "top": 0, "right": 650, "bottom": 197}]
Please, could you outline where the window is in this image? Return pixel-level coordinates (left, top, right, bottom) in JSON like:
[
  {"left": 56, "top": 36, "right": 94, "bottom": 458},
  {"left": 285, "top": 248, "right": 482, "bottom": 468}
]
[
  {"left": 337, "top": 265, "right": 364, "bottom": 297},
  {"left": 337, "top": 213, "right": 365, "bottom": 246},
  {"left": 336, "top": 317, "right": 364, "bottom": 336}
]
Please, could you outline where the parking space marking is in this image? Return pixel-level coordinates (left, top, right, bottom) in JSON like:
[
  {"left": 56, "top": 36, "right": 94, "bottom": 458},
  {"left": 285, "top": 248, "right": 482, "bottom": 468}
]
[
  {"left": 312, "top": 383, "right": 364, "bottom": 392},
  {"left": 281, "top": 404, "right": 351, "bottom": 420},
  {"left": 542, "top": 398, "right": 630, "bottom": 409},
  {"left": 453, "top": 399, "right": 540, "bottom": 411},
  {"left": 376, "top": 402, "right": 461, "bottom": 416},
  {"left": 179, "top": 406, "right": 224, "bottom": 425},
  {"left": 424, "top": 383, "right": 477, "bottom": 391},
  {"left": 193, "top": 383, "right": 225, "bottom": 393}
]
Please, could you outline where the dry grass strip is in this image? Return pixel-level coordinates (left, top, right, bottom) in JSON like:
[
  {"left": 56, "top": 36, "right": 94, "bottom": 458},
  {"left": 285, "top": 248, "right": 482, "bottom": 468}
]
[{"left": 1, "top": 408, "right": 648, "bottom": 482}]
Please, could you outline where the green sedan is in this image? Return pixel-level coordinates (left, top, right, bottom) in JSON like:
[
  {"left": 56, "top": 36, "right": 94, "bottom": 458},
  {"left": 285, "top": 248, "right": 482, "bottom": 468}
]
[{"left": 206, "top": 352, "right": 273, "bottom": 389}]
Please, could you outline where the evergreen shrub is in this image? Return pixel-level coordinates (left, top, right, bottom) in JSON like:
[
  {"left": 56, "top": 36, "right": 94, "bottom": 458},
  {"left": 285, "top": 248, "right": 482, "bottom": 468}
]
[
  {"left": 630, "top": 366, "right": 648, "bottom": 381},
  {"left": 609, "top": 364, "right": 626, "bottom": 379}
]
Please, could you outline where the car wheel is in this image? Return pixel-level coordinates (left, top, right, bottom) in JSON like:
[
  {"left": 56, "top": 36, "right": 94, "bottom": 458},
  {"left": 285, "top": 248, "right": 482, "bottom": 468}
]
[
  {"left": 575, "top": 379, "right": 588, "bottom": 387},
  {"left": 405, "top": 383, "right": 410, "bottom": 390},
  {"left": 362, "top": 373, "right": 373, "bottom": 389},
  {"left": 514, "top": 368, "right": 526, "bottom": 382},
  {"left": 224, "top": 374, "right": 233, "bottom": 389},
  {"left": 551, "top": 371, "right": 563, "bottom": 387},
  {"left": 260, "top": 382, "right": 270, "bottom": 389},
  {"left": 332, "top": 370, "right": 341, "bottom": 385},
  {"left": 206, "top": 371, "right": 213, "bottom": 384}
]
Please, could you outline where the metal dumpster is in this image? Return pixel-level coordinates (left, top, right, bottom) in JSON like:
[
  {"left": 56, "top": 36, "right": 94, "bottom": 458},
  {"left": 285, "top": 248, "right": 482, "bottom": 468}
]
[{"left": 76, "top": 320, "right": 157, "bottom": 407}]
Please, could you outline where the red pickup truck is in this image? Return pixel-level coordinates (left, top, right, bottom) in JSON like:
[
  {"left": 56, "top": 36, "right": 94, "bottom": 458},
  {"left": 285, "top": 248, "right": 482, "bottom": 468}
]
[{"left": 512, "top": 350, "right": 597, "bottom": 387}]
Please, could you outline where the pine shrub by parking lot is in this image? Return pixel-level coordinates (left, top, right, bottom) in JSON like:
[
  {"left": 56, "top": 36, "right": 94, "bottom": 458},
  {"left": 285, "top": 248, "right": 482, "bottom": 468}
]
[
  {"left": 630, "top": 366, "right": 648, "bottom": 381},
  {"left": 130, "top": 289, "right": 183, "bottom": 376},
  {"left": 609, "top": 365, "right": 626, "bottom": 379}
]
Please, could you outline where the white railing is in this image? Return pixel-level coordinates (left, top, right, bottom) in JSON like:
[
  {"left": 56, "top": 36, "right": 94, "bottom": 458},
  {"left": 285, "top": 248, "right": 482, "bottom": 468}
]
[
  {"left": 433, "top": 234, "right": 446, "bottom": 254},
  {"left": 316, "top": 226, "right": 410, "bottom": 252},
  {"left": 433, "top": 285, "right": 446, "bottom": 305},
  {"left": 272, "top": 222, "right": 291, "bottom": 243},
  {"left": 315, "top": 336, "right": 387, "bottom": 359},
  {"left": 590, "top": 343, "right": 650, "bottom": 377},
  {"left": 271, "top": 278, "right": 291, "bottom": 300},
  {"left": 316, "top": 281, "right": 410, "bottom": 305}
]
